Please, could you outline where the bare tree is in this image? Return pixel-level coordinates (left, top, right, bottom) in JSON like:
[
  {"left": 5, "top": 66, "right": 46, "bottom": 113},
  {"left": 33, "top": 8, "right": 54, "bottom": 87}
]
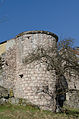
[
  {"left": 58, "top": 39, "right": 79, "bottom": 76},
  {"left": 22, "top": 38, "right": 79, "bottom": 111}
]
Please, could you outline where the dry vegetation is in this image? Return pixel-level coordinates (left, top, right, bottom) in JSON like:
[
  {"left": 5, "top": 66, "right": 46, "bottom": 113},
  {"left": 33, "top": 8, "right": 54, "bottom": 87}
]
[{"left": 0, "top": 104, "right": 79, "bottom": 119}]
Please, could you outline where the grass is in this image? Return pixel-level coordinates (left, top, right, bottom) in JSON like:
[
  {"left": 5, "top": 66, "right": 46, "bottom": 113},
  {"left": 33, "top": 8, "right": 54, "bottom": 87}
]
[{"left": 0, "top": 104, "right": 79, "bottom": 119}]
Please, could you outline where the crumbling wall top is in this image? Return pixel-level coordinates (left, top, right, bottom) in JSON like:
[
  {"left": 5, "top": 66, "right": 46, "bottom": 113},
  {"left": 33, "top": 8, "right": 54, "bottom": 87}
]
[{"left": 16, "top": 30, "right": 58, "bottom": 42}]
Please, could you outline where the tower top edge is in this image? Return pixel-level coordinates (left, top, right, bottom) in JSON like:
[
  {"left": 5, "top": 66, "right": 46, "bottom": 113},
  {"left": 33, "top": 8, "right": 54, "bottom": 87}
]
[{"left": 16, "top": 30, "right": 58, "bottom": 42}]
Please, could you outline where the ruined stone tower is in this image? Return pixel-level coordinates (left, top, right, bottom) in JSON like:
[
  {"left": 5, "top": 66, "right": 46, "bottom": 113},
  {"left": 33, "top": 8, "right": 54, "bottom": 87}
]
[
  {"left": 0, "top": 30, "right": 79, "bottom": 110},
  {"left": 0, "top": 31, "right": 58, "bottom": 111}
]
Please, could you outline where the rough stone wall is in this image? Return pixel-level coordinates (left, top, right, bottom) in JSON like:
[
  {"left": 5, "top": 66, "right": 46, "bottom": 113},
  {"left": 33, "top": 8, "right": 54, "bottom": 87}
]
[
  {"left": 65, "top": 90, "right": 79, "bottom": 108},
  {"left": 60, "top": 48, "right": 79, "bottom": 108},
  {"left": 0, "top": 31, "right": 79, "bottom": 110},
  {"left": 0, "top": 54, "right": 6, "bottom": 87},
  {"left": 0, "top": 31, "right": 58, "bottom": 111},
  {"left": 3, "top": 47, "right": 16, "bottom": 89},
  {"left": 14, "top": 33, "right": 57, "bottom": 111},
  {"left": 64, "top": 69, "right": 79, "bottom": 90},
  {"left": 64, "top": 70, "right": 79, "bottom": 108},
  {"left": 0, "top": 39, "right": 16, "bottom": 90}
]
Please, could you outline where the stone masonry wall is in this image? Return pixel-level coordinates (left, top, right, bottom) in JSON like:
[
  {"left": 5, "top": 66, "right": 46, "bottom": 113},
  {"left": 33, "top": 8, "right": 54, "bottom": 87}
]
[
  {"left": 2, "top": 39, "right": 16, "bottom": 90},
  {"left": 14, "top": 32, "right": 57, "bottom": 111},
  {"left": 1, "top": 31, "right": 58, "bottom": 111},
  {"left": 0, "top": 30, "right": 79, "bottom": 110},
  {"left": 64, "top": 70, "right": 79, "bottom": 108}
]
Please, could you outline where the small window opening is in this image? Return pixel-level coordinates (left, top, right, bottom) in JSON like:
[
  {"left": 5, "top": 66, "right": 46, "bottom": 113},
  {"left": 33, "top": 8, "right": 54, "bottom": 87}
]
[
  {"left": 19, "top": 74, "right": 23, "bottom": 78},
  {"left": 74, "top": 83, "right": 76, "bottom": 89},
  {"left": 5, "top": 61, "right": 8, "bottom": 66},
  {"left": 27, "top": 36, "right": 31, "bottom": 39}
]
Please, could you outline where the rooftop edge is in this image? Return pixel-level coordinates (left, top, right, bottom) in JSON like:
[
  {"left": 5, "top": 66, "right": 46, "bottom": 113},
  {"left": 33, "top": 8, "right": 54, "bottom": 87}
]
[{"left": 16, "top": 30, "right": 58, "bottom": 42}]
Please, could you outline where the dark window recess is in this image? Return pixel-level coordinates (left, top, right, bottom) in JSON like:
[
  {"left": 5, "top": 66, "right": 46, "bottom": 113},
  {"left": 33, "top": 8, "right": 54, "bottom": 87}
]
[
  {"left": 27, "top": 36, "right": 31, "bottom": 39},
  {"left": 19, "top": 74, "right": 23, "bottom": 78},
  {"left": 5, "top": 61, "right": 8, "bottom": 66},
  {"left": 74, "top": 83, "right": 76, "bottom": 88}
]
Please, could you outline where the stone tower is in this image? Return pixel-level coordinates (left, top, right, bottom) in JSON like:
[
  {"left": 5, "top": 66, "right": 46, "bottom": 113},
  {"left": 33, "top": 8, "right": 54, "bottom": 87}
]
[{"left": 0, "top": 31, "right": 58, "bottom": 111}]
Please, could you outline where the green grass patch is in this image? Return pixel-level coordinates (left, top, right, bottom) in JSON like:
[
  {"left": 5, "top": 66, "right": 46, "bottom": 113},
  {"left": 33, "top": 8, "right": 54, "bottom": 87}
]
[{"left": 0, "top": 104, "right": 79, "bottom": 119}]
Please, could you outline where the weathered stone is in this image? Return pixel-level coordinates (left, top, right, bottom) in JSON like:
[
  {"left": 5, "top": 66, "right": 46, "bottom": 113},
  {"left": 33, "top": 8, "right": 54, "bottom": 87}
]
[
  {"left": 0, "top": 31, "right": 58, "bottom": 111},
  {"left": 0, "top": 86, "right": 8, "bottom": 98},
  {"left": 0, "top": 30, "right": 79, "bottom": 111},
  {"left": 64, "top": 90, "right": 79, "bottom": 108}
]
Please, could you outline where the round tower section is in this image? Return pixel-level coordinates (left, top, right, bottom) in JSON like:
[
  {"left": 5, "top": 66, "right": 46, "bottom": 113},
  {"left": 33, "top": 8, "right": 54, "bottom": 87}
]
[{"left": 15, "top": 31, "right": 58, "bottom": 111}]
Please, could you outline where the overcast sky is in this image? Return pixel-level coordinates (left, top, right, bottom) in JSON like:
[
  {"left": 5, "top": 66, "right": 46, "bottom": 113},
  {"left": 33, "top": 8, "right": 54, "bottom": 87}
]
[{"left": 0, "top": 0, "right": 79, "bottom": 47}]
